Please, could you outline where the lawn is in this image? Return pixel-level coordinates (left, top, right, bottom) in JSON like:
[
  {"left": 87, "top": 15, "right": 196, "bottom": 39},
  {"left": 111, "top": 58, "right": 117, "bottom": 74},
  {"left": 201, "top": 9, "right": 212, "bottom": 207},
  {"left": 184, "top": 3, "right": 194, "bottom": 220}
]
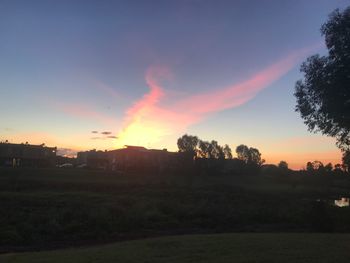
[
  {"left": 2, "top": 233, "right": 350, "bottom": 263},
  {"left": 1, "top": 167, "right": 350, "bottom": 251}
]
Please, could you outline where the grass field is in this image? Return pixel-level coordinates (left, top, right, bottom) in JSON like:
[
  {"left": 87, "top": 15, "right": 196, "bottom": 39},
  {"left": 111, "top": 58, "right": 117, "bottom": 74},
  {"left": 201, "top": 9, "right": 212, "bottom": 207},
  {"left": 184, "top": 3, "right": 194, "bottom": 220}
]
[
  {"left": 1, "top": 167, "right": 350, "bottom": 252},
  {"left": 2, "top": 233, "right": 350, "bottom": 263}
]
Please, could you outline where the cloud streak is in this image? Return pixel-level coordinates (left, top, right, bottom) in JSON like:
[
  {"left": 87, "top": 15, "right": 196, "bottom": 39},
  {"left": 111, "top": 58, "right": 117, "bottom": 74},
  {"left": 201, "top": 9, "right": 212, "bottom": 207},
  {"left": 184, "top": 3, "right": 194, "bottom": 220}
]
[{"left": 117, "top": 44, "right": 321, "bottom": 147}]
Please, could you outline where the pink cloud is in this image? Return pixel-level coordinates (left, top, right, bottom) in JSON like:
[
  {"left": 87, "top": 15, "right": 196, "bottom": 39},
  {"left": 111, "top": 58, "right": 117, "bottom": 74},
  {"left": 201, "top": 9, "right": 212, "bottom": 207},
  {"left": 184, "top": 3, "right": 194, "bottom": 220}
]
[
  {"left": 174, "top": 45, "right": 320, "bottom": 115},
  {"left": 125, "top": 66, "right": 166, "bottom": 118},
  {"left": 117, "top": 44, "right": 320, "bottom": 147}
]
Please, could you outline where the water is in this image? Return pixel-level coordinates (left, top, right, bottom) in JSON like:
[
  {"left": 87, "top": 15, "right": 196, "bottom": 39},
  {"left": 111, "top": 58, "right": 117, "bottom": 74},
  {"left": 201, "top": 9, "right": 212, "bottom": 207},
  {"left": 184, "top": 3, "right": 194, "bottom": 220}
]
[{"left": 334, "top": 197, "right": 349, "bottom": 207}]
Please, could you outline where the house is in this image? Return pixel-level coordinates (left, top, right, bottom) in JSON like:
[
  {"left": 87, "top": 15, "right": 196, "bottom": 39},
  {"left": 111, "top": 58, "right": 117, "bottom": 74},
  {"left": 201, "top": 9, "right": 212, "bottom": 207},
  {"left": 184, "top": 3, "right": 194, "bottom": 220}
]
[
  {"left": 77, "top": 146, "right": 192, "bottom": 172},
  {"left": 77, "top": 149, "right": 109, "bottom": 169},
  {"left": 0, "top": 142, "right": 56, "bottom": 167}
]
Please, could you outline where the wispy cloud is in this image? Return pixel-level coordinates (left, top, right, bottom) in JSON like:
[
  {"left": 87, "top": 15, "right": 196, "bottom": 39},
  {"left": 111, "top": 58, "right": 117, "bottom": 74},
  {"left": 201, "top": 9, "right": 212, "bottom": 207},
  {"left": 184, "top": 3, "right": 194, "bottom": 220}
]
[
  {"left": 116, "top": 44, "right": 320, "bottom": 147},
  {"left": 91, "top": 133, "right": 117, "bottom": 140}
]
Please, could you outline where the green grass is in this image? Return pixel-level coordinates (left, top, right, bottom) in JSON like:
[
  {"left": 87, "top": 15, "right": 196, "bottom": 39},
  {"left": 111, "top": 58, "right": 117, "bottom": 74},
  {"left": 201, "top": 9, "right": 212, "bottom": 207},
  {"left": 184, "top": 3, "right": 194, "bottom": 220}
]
[
  {"left": 1, "top": 168, "right": 350, "bottom": 251},
  {"left": 2, "top": 233, "right": 350, "bottom": 263}
]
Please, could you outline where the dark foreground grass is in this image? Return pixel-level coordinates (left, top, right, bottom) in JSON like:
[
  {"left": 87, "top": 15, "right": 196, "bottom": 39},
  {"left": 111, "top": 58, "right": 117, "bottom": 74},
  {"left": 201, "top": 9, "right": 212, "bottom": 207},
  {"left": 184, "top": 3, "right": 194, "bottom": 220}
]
[
  {"left": 2, "top": 233, "right": 350, "bottom": 263},
  {"left": 1, "top": 168, "right": 350, "bottom": 251}
]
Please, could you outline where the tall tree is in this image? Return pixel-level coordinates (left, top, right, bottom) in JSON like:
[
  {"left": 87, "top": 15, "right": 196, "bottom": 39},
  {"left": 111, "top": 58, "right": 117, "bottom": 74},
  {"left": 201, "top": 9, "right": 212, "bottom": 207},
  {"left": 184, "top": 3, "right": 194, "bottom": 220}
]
[
  {"left": 236, "top": 144, "right": 250, "bottom": 163},
  {"left": 177, "top": 134, "right": 199, "bottom": 155},
  {"left": 198, "top": 140, "right": 226, "bottom": 159},
  {"left": 236, "top": 144, "right": 264, "bottom": 166},
  {"left": 249, "top": 147, "right": 264, "bottom": 166},
  {"left": 209, "top": 140, "right": 225, "bottom": 159},
  {"left": 294, "top": 7, "right": 350, "bottom": 151},
  {"left": 342, "top": 151, "right": 350, "bottom": 172},
  {"left": 198, "top": 140, "right": 211, "bottom": 158},
  {"left": 223, "top": 144, "right": 233, "bottom": 159}
]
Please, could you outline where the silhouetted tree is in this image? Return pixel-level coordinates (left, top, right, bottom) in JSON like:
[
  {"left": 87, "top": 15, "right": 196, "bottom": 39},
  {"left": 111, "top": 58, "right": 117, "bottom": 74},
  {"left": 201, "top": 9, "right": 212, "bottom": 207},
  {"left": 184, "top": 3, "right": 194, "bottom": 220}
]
[
  {"left": 334, "top": 163, "right": 344, "bottom": 175},
  {"left": 249, "top": 147, "right": 264, "bottom": 166},
  {"left": 306, "top": 161, "right": 314, "bottom": 172},
  {"left": 306, "top": 160, "right": 326, "bottom": 175},
  {"left": 198, "top": 140, "right": 229, "bottom": 159},
  {"left": 236, "top": 145, "right": 250, "bottom": 163},
  {"left": 209, "top": 140, "right": 225, "bottom": 159},
  {"left": 177, "top": 134, "right": 199, "bottom": 155},
  {"left": 223, "top": 144, "right": 233, "bottom": 159},
  {"left": 294, "top": 7, "right": 350, "bottom": 151},
  {"left": 342, "top": 151, "right": 350, "bottom": 173},
  {"left": 324, "top": 163, "right": 333, "bottom": 173},
  {"left": 312, "top": 160, "right": 324, "bottom": 170},
  {"left": 236, "top": 144, "right": 264, "bottom": 166},
  {"left": 198, "top": 140, "right": 211, "bottom": 158},
  {"left": 334, "top": 163, "right": 343, "bottom": 171},
  {"left": 278, "top": 161, "right": 288, "bottom": 170}
]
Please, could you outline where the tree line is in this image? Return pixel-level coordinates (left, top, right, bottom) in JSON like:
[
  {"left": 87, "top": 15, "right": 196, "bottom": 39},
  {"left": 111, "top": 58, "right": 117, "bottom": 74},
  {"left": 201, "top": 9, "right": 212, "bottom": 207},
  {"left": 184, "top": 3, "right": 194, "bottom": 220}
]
[
  {"left": 177, "top": 134, "right": 264, "bottom": 168},
  {"left": 177, "top": 134, "right": 350, "bottom": 176}
]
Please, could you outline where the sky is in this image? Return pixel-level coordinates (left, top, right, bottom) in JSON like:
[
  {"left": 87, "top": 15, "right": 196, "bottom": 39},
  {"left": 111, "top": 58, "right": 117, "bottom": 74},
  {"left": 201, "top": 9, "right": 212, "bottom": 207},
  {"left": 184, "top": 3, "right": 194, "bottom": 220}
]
[{"left": 0, "top": 0, "right": 348, "bottom": 169}]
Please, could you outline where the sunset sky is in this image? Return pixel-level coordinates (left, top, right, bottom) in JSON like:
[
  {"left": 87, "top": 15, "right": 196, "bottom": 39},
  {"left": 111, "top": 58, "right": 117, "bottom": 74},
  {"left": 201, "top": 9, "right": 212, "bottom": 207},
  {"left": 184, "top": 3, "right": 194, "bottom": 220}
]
[{"left": 0, "top": 0, "right": 348, "bottom": 169}]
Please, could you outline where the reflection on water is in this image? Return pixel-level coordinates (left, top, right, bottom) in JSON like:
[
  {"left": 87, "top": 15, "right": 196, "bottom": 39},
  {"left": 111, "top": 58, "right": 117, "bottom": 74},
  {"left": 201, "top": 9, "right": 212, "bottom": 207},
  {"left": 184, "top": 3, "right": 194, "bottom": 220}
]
[{"left": 334, "top": 197, "right": 349, "bottom": 207}]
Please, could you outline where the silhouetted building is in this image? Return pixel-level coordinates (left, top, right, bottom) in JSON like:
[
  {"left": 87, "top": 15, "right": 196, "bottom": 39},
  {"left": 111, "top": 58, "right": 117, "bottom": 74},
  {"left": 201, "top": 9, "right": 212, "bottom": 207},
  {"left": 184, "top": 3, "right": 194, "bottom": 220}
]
[
  {"left": 0, "top": 142, "right": 56, "bottom": 167},
  {"left": 107, "top": 146, "right": 166, "bottom": 172},
  {"left": 77, "top": 146, "right": 191, "bottom": 172},
  {"left": 56, "top": 155, "right": 77, "bottom": 167},
  {"left": 77, "top": 149, "right": 109, "bottom": 169}
]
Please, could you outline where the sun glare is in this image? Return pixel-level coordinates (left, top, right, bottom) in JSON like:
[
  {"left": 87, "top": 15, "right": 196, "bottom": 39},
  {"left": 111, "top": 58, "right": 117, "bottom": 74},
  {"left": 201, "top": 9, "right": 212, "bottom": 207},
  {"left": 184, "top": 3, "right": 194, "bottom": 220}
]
[{"left": 116, "top": 121, "right": 168, "bottom": 148}]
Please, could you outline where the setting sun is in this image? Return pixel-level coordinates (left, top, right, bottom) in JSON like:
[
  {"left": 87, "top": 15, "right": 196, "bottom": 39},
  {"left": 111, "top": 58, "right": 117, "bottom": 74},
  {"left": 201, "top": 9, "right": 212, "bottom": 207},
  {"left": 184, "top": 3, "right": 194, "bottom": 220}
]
[{"left": 116, "top": 121, "right": 169, "bottom": 148}]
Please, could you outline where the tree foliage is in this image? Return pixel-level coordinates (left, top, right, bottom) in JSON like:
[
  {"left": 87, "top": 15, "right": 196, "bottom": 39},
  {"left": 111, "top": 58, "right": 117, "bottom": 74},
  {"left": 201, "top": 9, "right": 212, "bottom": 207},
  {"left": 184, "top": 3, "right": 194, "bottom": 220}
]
[
  {"left": 342, "top": 151, "right": 350, "bottom": 172},
  {"left": 294, "top": 7, "right": 350, "bottom": 151},
  {"left": 324, "top": 163, "right": 333, "bottom": 172},
  {"left": 178, "top": 134, "right": 232, "bottom": 159},
  {"left": 306, "top": 160, "right": 327, "bottom": 174},
  {"left": 278, "top": 161, "right": 288, "bottom": 170},
  {"left": 236, "top": 144, "right": 264, "bottom": 166},
  {"left": 177, "top": 134, "right": 199, "bottom": 154},
  {"left": 223, "top": 144, "right": 233, "bottom": 159},
  {"left": 198, "top": 140, "right": 211, "bottom": 158},
  {"left": 209, "top": 140, "right": 225, "bottom": 159}
]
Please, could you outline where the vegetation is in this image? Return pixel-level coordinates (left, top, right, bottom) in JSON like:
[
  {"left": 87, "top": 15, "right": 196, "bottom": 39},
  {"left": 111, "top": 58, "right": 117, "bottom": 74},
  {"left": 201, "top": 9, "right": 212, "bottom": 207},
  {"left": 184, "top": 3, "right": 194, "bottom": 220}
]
[
  {"left": 177, "top": 134, "right": 233, "bottom": 159},
  {"left": 236, "top": 144, "right": 264, "bottom": 166},
  {"left": 294, "top": 6, "right": 350, "bottom": 152},
  {"left": 278, "top": 161, "right": 288, "bottom": 170},
  {"left": 2, "top": 233, "right": 350, "bottom": 263},
  {"left": 1, "top": 167, "right": 350, "bottom": 252}
]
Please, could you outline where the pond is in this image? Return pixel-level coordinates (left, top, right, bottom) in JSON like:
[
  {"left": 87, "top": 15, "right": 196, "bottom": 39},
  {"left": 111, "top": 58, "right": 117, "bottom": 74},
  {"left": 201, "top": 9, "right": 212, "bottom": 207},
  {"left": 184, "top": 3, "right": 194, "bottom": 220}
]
[{"left": 334, "top": 197, "right": 349, "bottom": 207}]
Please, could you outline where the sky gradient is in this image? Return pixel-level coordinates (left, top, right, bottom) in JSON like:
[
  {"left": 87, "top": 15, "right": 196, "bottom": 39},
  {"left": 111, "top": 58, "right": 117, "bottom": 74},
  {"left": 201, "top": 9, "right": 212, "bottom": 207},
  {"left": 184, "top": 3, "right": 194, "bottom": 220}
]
[{"left": 0, "top": 0, "right": 348, "bottom": 169}]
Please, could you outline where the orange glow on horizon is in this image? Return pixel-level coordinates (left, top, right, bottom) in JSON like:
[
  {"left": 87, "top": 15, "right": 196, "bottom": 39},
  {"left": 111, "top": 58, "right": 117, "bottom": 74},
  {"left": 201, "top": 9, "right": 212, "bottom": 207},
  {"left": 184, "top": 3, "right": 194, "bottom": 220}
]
[
  {"left": 1, "top": 131, "right": 342, "bottom": 170},
  {"left": 265, "top": 151, "right": 342, "bottom": 170}
]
